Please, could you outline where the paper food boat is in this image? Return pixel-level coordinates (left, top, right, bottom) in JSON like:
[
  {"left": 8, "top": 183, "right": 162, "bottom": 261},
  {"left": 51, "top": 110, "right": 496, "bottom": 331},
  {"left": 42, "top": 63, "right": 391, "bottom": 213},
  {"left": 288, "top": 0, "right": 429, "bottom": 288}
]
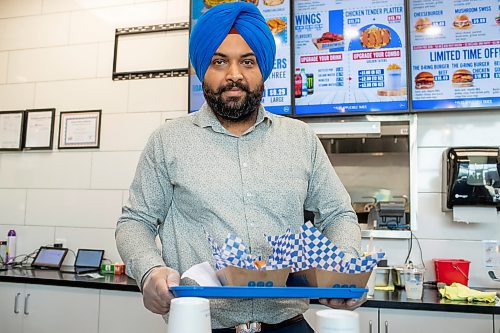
[
  {"left": 216, "top": 265, "right": 291, "bottom": 287},
  {"left": 287, "top": 267, "right": 372, "bottom": 288},
  {"left": 312, "top": 38, "right": 345, "bottom": 51}
]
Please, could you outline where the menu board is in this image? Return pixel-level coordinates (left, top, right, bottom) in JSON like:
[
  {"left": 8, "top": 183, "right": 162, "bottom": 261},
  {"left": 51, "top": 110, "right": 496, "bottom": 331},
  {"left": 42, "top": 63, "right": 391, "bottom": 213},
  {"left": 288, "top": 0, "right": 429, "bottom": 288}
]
[
  {"left": 410, "top": 0, "right": 500, "bottom": 110},
  {"left": 189, "top": 0, "right": 292, "bottom": 115},
  {"left": 293, "top": 0, "right": 408, "bottom": 115}
]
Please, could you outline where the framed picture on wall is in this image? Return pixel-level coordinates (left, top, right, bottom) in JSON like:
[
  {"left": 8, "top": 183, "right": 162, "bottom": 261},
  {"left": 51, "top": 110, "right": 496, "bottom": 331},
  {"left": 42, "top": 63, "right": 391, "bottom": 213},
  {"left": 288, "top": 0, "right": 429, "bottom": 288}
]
[
  {"left": 58, "top": 110, "right": 101, "bottom": 149},
  {"left": 24, "top": 108, "right": 56, "bottom": 150},
  {"left": 0, "top": 110, "right": 25, "bottom": 151}
]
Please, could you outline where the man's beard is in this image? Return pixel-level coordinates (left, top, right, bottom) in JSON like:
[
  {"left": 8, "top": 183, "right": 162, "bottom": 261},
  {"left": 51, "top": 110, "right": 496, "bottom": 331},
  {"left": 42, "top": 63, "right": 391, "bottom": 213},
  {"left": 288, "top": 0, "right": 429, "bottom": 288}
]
[{"left": 203, "top": 80, "right": 264, "bottom": 122}]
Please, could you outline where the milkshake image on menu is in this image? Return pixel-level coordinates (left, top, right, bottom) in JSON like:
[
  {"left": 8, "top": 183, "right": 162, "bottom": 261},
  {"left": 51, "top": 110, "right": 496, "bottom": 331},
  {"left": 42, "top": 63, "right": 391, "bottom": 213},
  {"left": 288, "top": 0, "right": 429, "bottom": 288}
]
[{"left": 386, "top": 64, "right": 402, "bottom": 92}]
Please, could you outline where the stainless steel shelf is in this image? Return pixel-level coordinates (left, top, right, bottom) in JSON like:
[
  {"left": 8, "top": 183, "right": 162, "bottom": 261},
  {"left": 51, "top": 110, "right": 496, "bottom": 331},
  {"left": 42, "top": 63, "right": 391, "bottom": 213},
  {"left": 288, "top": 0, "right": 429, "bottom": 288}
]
[{"left": 361, "top": 229, "right": 411, "bottom": 239}]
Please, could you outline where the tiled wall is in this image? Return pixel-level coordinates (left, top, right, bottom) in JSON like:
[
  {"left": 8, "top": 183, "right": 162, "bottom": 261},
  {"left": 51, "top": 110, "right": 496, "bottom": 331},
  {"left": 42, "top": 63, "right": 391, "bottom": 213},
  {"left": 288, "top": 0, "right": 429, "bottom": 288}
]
[
  {"left": 0, "top": 0, "right": 189, "bottom": 265},
  {"left": 1, "top": 1, "right": 499, "bottom": 288},
  {"left": 367, "top": 111, "right": 500, "bottom": 288}
]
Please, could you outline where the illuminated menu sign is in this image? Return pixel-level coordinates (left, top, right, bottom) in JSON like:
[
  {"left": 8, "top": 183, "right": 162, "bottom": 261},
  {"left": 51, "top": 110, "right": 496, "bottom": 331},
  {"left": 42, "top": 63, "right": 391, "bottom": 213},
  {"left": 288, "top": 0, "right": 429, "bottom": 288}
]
[
  {"left": 189, "top": 0, "right": 292, "bottom": 115},
  {"left": 410, "top": 0, "right": 500, "bottom": 110},
  {"left": 294, "top": 0, "right": 408, "bottom": 115}
]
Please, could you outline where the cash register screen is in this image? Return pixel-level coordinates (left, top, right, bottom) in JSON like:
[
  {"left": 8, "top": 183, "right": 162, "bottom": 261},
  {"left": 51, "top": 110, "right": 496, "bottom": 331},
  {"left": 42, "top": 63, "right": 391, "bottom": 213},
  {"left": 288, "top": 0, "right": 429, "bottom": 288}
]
[{"left": 31, "top": 247, "right": 68, "bottom": 268}]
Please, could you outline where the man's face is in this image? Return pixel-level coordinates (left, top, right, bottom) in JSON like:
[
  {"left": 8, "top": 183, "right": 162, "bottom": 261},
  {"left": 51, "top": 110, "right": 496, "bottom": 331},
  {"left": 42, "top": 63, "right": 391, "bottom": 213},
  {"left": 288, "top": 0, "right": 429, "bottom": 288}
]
[{"left": 202, "top": 34, "right": 264, "bottom": 121}]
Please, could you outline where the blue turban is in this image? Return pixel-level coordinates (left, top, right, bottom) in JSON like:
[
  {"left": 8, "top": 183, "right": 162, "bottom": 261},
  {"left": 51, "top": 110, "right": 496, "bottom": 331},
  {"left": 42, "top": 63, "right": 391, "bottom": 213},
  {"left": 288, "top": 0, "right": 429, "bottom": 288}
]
[{"left": 189, "top": 2, "right": 276, "bottom": 82}]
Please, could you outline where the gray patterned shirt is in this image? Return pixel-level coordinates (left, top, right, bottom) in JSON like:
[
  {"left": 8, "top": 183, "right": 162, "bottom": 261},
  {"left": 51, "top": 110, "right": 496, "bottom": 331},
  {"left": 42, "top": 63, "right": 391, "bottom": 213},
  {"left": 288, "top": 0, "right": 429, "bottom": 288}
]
[{"left": 116, "top": 103, "right": 361, "bottom": 329}]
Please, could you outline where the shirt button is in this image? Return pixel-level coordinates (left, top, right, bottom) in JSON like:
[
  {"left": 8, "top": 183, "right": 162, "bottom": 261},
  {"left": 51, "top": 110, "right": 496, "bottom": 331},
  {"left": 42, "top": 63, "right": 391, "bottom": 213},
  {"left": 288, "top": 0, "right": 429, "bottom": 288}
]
[{"left": 242, "top": 162, "right": 248, "bottom": 167}]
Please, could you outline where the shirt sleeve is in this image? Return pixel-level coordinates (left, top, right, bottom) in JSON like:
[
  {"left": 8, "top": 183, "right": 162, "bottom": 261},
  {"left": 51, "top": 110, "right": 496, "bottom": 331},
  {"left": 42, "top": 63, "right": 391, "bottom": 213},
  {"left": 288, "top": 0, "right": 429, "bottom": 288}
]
[
  {"left": 115, "top": 128, "right": 172, "bottom": 287},
  {"left": 303, "top": 133, "right": 361, "bottom": 257}
]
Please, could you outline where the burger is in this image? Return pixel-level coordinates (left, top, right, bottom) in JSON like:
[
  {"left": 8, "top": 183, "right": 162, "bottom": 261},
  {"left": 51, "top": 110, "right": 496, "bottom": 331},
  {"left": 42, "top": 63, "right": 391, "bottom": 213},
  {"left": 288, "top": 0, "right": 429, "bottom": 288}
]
[
  {"left": 415, "top": 71, "right": 435, "bottom": 89},
  {"left": 496, "top": 14, "right": 500, "bottom": 25},
  {"left": 415, "top": 17, "right": 432, "bottom": 32},
  {"left": 452, "top": 69, "right": 473, "bottom": 87},
  {"left": 453, "top": 14, "right": 472, "bottom": 29}
]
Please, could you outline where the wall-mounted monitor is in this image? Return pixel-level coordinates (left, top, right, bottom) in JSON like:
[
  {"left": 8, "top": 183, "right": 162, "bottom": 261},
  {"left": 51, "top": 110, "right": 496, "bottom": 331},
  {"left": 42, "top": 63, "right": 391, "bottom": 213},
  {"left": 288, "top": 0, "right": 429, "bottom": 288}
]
[
  {"left": 409, "top": 0, "right": 500, "bottom": 111},
  {"left": 293, "top": 0, "right": 408, "bottom": 116},
  {"left": 189, "top": 0, "right": 292, "bottom": 115}
]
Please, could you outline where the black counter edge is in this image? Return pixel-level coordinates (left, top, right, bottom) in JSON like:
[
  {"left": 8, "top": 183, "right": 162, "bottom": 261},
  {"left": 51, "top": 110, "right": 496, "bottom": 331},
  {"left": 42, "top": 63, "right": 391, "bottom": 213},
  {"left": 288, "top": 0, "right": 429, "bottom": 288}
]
[
  {"left": 0, "top": 275, "right": 140, "bottom": 293},
  {"left": 363, "top": 299, "right": 500, "bottom": 315}
]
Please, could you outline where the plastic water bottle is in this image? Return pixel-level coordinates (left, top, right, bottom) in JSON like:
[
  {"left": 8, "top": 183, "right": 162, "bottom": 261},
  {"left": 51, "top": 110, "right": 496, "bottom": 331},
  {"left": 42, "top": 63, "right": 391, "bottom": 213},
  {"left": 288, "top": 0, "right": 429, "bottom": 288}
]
[{"left": 6, "top": 230, "right": 16, "bottom": 264}]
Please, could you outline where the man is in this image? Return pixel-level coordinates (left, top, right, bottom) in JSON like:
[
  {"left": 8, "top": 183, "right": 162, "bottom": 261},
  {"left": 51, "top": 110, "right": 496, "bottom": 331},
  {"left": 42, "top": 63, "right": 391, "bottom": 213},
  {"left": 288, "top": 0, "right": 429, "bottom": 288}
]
[{"left": 116, "top": 2, "right": 363, "bottom": 332}]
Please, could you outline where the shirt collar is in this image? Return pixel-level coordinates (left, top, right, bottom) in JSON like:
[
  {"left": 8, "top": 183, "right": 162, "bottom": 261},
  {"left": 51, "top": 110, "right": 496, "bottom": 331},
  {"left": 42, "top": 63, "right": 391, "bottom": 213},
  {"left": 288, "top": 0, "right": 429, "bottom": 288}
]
[{"left": 192, "top": 103, "right": 274, "bottom": 133}]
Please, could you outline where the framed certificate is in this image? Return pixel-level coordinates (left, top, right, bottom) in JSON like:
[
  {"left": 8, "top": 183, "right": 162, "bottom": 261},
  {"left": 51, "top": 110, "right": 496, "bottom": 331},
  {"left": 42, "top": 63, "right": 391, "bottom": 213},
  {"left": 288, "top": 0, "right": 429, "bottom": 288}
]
[
  {"left": 58, "top": 110, "right": 101, "bottom": 149},
  {"left": 24, "top": 108, "right": 55, "bottom": 150},
  {"left": 0, "top": 111, "right": 25, "bottom": 151}
]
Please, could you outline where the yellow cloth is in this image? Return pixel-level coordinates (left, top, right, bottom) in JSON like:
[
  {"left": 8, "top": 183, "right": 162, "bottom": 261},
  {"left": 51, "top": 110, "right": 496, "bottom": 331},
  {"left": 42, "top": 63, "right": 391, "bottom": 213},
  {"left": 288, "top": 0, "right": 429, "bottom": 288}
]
[
  {"left": 438, "top": 283, "right": 498, "bottom": 303},
  {"left": 374, "top": 284, "right": 395, "bottom": 291}
]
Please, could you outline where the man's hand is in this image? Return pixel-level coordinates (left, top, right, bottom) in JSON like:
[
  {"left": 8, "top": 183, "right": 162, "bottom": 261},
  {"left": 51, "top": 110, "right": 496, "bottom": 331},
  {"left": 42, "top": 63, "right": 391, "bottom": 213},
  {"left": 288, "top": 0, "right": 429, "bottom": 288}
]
[
  {"left": 319, "top": 294, "right": 367, "bottom": 311},
  {"left": 142, "top": 267, "right": 180, "bottom": 315}
]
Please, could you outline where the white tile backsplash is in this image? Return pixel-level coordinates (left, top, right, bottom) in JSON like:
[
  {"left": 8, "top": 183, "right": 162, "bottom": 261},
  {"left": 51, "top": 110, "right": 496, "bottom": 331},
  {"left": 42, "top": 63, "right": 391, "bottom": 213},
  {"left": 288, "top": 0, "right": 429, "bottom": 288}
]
[
  {"left": 26, "top": 189, "right": 122, "bottom": 228},
  {"left": 34, "top": 78, "right": 128, "bottom": 113},
  {"left": 0, "top": 189, "right": 26, "bottom": 226},
  {"left": 167, "top": 0, "right": 189, "bottom": 23},
  {"left": 69, "top": 2, "right": 168, "bottom": 44},
  {"left": 0, "top": 52, "right": 8, "bottom": 83},
  {"left": 0, "top": 225, "right": 55, "bottom": 259},
  {"left": 128, "top": 76, "right": 188, "bottom": 112},
  {"left": 100, "top": 113, "right": 162, "bottom": 151},
  {"left": 416, "top": 239, "right": 497, "bottom": 288},
  {"left": 8, "top": 44, "right": 98, "bottom": 83},
  {"left": 90, "top": 151, "right": 142, "bottom": 189},
  {"left": 0, "top": 152, "right": 92, "bottom": 188},
  {"left": 42, "top": 0, "right": 135, "bottom": 13},
  {"left": 55, "top": 227, "right": 121, "bottom": 264},
  {"left": 417, "top": 147, "right": 445, "bottom": 193},
  {"left": 97, "top": 42, "right": 115, "bottom": 79},
  {"left": 0, "top": 13, "right": 70, "bottom": 51},
  {"left": 0, "top": 0, "right": 42, "bottom": 19},
  {"left": 416, "top": 193, "right": 500, "bottom": 241},
  {"left": 417, "top": 111, "right": 500, "bottom": 148},
  {"left": 0, "top": 83, "right": 36, "bottom": 109}
]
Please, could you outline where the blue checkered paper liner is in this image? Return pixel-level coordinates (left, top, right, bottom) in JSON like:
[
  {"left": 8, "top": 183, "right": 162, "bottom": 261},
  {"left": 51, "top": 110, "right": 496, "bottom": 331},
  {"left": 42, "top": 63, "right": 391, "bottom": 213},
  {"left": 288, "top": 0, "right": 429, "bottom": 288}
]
[
  {"left": 344, "top": 252, "right": 385, "bottom": 273},
  {"left": 266, "top": 228, "right": 307, "bottom": 272},
  {"left": 206, "top": 233, "right": 292, "bottom": 271},
  {"left": 267, "top": 222, "right": 384, "bottom": 273},
  {"left": 207, "top": 233, "right": 257, "bottom": 270}
]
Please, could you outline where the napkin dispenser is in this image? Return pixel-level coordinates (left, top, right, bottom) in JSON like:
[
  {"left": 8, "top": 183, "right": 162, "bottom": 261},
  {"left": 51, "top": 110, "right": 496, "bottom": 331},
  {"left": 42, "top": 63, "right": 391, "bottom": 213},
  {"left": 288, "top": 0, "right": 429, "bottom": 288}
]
[{"left": 443, "top": 147, "right": 500, "bottom": 211}]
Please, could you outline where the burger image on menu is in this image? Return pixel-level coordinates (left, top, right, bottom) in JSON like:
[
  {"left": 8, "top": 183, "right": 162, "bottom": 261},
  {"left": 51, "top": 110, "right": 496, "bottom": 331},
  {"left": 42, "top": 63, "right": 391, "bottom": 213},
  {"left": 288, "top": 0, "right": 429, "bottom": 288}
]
[
  {"left": 453, "top": 14, "right": 472, "bottom": 29},
  {"left": 452, "top": 69, "right": 474, "bottom": 87},
  {"left": 415, "top": 17, "right": 432, "bottom": 32},
  {"left": 415, "top": 71, "right": 435, "bottom": 89},
  {"left": 496, "top": 13, "right": 500, "bottom": 25}
]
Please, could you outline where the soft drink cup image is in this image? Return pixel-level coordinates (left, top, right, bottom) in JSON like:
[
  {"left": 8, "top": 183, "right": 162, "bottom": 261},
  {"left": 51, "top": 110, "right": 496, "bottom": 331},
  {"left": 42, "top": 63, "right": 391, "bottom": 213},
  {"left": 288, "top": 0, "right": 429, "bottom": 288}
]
[{"left": 386, "top": 68, "right": 402, "bottom": 91}]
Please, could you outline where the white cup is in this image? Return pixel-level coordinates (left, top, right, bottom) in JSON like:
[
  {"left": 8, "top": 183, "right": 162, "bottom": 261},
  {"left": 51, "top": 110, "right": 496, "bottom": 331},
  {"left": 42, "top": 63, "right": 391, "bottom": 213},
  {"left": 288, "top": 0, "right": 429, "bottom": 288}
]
[
  {"left": 404, "top": 268, "right": 425, "bottom": 300},
  {"left": 167, "top": 297, "right": 211, "bottom": 333},
  {"left": 316, "top": 309, "right": 360, "bottom": 333}
]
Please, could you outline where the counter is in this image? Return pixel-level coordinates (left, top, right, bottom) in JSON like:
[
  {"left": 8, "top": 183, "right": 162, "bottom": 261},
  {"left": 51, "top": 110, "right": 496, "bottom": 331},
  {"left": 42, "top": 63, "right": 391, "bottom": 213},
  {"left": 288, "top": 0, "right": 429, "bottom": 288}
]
[
  {"left": 0, "top": 267, "right": 139, "bottom": 292},
  {"left": 1, "top": 268, "right": 498, "bottom": 314}
]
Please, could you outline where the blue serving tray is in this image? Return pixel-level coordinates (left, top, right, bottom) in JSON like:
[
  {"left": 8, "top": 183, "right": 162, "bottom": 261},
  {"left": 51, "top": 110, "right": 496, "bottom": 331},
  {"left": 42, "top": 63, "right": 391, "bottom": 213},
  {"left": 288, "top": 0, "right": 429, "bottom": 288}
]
[{"left": 171, "top": 286, "right": 367, "bottom": 299}]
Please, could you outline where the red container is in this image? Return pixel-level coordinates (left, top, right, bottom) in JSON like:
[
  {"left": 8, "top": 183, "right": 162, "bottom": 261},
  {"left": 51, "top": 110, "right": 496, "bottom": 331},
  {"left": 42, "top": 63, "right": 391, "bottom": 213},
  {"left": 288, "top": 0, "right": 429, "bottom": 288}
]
[{"left": 433, "top": 259, "right": 470, "bottom": 286}]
